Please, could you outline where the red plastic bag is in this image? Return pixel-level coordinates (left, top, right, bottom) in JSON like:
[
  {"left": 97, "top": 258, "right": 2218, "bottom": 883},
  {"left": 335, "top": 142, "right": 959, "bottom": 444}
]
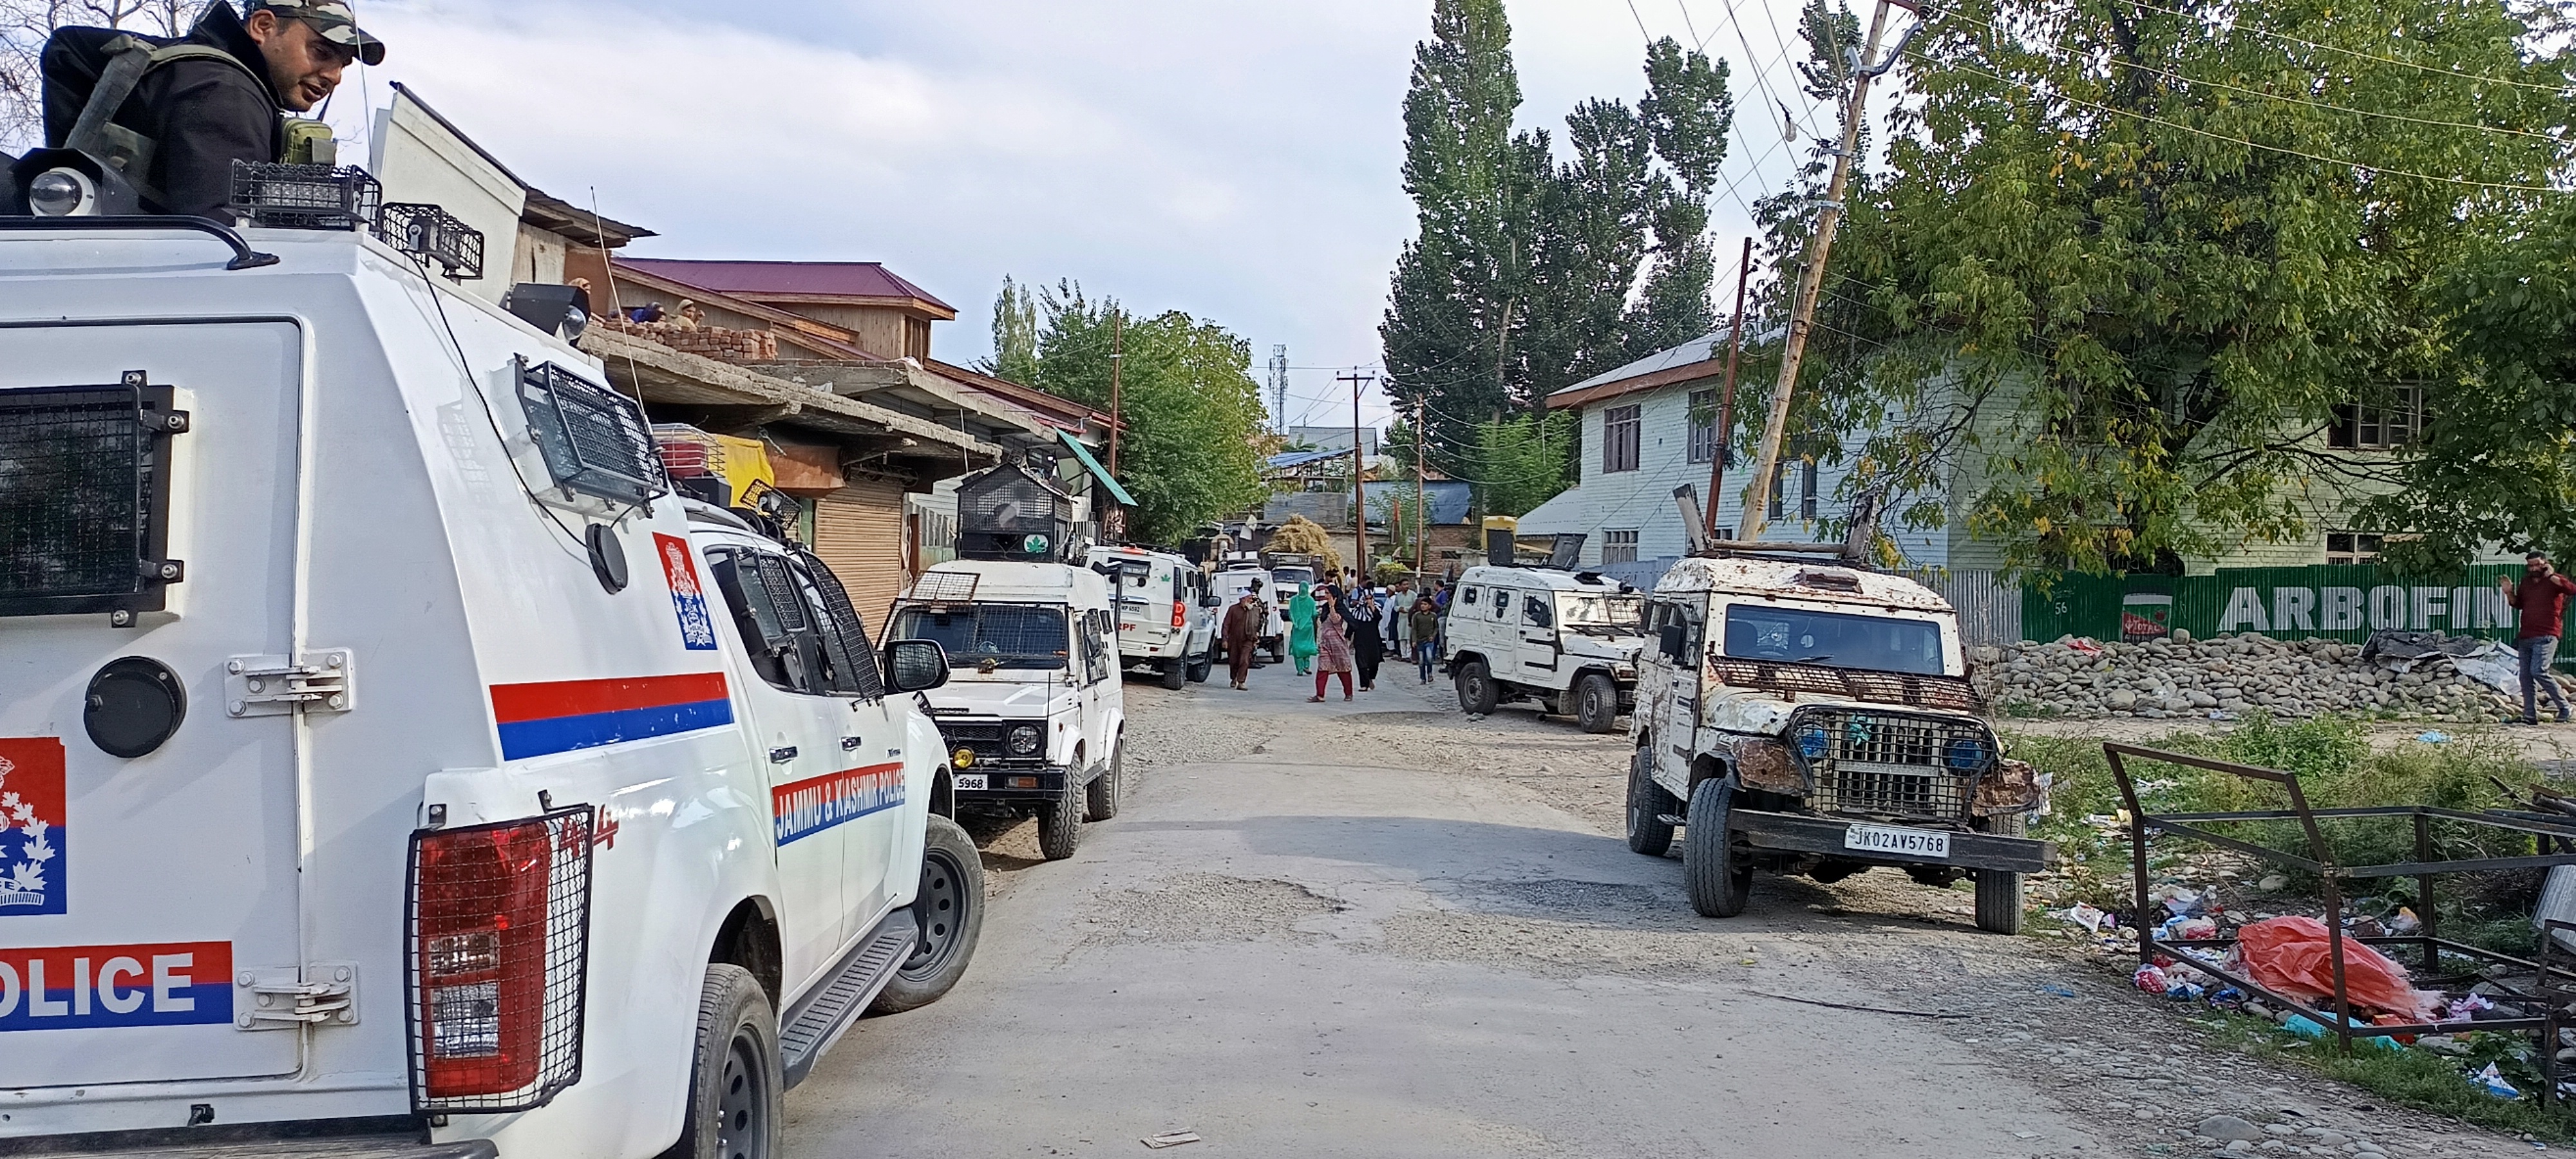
[{"left": 2235, "top": 916, "right": 2438, "bottom": 1019}]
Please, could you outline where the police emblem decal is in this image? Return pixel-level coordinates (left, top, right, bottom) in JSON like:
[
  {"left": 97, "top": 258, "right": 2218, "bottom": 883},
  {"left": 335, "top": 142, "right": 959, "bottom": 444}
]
[
  {"left": 656, "top": 532, "right": 721, "bottom": 651},
  {"left": 0, "top": 739, "right": 66, "bottom": 917}
]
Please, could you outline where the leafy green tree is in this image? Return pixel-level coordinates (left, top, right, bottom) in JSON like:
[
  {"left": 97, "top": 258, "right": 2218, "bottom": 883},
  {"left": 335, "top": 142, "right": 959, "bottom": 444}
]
[
  {"left": 1021, "top": 281, "right": 1271, "bottom": 544},
  {"left": 982, "top": 276, "right": 1041, "bottom": 386},
  {"left": 1383, "top": 1, "right": 1732, "bottom": 489},
  {"left": 2363, "top": 205, "right": 2576, "bottom": 570},
  {"left": 1809, "top": 0, "right": 2571, "bottom": 574},
  {"left": 1473, "top": 412, "right": 1577, "bottom": 518}
]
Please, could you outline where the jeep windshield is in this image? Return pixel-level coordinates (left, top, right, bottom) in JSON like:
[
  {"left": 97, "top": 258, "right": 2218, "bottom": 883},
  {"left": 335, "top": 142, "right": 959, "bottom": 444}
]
[
  {"left": 1271, "top": 567, "right": 1314, "bottom": 590},
  {"left": 1721, "top": 604, "right": 1944, "bottom": 675},
  {"left": 890, "top": 604, "right": 1070, "bottom": 670},
  {"left": 1558, "top": 593, "right": 1643, "bottom": 636}
]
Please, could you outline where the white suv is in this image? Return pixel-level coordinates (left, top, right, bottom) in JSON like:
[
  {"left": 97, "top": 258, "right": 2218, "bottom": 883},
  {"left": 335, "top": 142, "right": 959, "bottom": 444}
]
[
  {"left": 888, "top": 560, "right": 1127, "bottom": 860},
  {"left": 1442, "top": 565, "right": 1647, "bottom": 733}
]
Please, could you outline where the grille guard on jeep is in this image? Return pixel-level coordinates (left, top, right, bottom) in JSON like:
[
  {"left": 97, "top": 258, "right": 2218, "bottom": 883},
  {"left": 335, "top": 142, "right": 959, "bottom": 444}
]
[{"left": 1781, "top": 705, "right": 1997, "bottom": 824}]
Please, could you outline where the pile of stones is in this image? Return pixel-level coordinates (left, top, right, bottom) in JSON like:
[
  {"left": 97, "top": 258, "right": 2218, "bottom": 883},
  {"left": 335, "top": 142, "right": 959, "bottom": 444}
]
[{"left": 1972, "top": 630, "right": 2530, "bottom": 721}]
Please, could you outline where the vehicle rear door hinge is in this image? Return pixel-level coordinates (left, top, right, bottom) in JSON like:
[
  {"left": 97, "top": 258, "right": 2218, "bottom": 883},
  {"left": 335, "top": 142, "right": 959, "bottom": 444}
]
[
  {"left": 234, "top": 962, "right": 358, "bottom": 1030},
  {"left": 225, "top": 650, "right": 355, "bottom": 717}
]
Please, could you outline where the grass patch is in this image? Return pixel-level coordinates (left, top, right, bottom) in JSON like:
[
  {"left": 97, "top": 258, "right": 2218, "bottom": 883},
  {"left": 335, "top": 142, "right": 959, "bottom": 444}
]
[{"left": 2193, "top": 1010, "right": 2576, "bottom": 1142}]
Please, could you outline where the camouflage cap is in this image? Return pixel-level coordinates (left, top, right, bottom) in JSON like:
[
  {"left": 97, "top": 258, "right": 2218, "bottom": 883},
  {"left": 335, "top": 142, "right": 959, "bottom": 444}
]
[{"left": 249, "top": 1, "right": 388, "bottom": 66}]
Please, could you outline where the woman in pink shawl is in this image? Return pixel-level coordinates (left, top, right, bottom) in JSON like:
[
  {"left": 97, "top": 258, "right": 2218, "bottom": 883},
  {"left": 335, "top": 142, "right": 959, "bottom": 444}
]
[{"left": 1307, "top": 599, "right": 1356, "bottom": 702}]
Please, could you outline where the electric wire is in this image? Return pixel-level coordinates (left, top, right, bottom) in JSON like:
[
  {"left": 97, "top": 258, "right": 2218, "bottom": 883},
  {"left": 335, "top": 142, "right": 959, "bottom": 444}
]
[
  {"left": 1916, "top": 49, "right": 2570, "bottom": 194},
  {"left": 1926, "top": 3, "right": 2573, "bottom": 146},
  {"left": 2084, "top": 0, "right": 2573, "bottom": 97}
]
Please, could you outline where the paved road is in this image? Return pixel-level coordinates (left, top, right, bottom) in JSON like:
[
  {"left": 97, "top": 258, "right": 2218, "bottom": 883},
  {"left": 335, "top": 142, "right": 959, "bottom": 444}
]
[{"left": 788, "top": 660, "right": 2114, "bottom": 1158}]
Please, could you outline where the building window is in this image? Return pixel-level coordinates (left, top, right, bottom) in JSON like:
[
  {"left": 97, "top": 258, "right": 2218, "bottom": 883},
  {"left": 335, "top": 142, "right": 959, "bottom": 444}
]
[
  {"left": 1767, "top": 469, "right": 1785, "bottom": 521},
  {"left": 2327, "top": 387, "right": 2424, "bottom": 449},
  {"left": 1603, "top": 404, "right": 1642, "bottom": 473},
  {"left": 1799, "top": 460, "right": 1819, "bottom": 520},
  {"left": 1686, "top": 390, "right": 1717, "bottom": 464},
  {"left": 1603, "top": 529, "right": 1639, "bottom": 564},
  {"left": 2325, "top": 532, "right": 2383, "bottom": 565}
]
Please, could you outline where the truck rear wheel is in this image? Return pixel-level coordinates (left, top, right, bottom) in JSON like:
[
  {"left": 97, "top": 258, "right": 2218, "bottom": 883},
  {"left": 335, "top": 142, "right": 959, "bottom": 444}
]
[
  {"left": 1974, "top": 812, "right": 2028, "bottom": 934},
  {"left": 1085, "top": 742, "right": 1123, "bottom": 822},
  {"left": 1037, "top": 772, "right": 1084, "bottom": 860},
  {"left": 1684, "top": 779, "right": 1752, "bottom": 918},
  {"left": 1455, "top": 659, "right": 1498, "bottom": 715},
  {"left": 1574, "top": 673, "right": 1619, "bottom": 733},
  {"left": 1625, "top": 744, "right": 1674, "bottom": 856},
  {"left": 870, "top": 815, "right": 985, "bottom": 1015},
  {"left": 1160, "top": 658, "right": 1187, "bottom": 690},
  {"left": 659, "top": 964, "right": 781, "bottom": 1159}
]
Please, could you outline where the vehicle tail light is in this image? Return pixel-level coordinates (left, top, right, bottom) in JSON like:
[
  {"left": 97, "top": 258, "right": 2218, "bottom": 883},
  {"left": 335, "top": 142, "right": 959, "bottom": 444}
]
[
  {"left": 406, "top": 807, "right": 594, "bottom": 1113},
  {"left": 1171, "top": 600, "right": 1187, "bottom": 628}
]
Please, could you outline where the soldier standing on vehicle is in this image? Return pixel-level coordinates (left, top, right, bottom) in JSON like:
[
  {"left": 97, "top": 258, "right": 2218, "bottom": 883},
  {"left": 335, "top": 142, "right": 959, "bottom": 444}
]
[
  {"left": 2501, "top": 551, "right": 2576, "bottom": 724},
  {"left": 52, "top": 1, "right": 384, "bottom": 218},
  {"left": 1221, "top": 583, "right": 1265, "bottom": 690}
]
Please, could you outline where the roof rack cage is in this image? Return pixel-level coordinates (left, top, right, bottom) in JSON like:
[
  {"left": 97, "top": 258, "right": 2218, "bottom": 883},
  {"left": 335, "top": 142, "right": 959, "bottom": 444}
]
[
  {"left": 377, "top": 202, "right": 484, "bottom": 281},
  {"left": 227, "top": 161, "right": 380, "bottom": 231}
]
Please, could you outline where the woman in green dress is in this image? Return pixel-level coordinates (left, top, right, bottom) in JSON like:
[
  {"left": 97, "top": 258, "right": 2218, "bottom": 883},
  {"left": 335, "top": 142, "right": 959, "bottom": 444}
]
[{"left": 1288, "top": 581, "right": 1320, "bottom": 675}]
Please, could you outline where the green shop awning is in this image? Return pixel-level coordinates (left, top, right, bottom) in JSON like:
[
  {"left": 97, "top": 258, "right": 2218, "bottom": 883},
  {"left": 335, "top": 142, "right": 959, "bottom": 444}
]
[{"left": 1056, "top": 429, "right": 1137, "bottom": 507}]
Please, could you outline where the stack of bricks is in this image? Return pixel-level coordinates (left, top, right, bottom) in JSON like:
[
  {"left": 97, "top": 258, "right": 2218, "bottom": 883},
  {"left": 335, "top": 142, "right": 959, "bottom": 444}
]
[{"left": 591, "top": 314, "right": 779, "bottom": 362}]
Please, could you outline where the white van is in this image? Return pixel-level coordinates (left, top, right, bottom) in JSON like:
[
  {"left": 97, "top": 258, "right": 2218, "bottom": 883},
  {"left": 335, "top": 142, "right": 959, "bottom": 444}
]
[
  {"left": 0, "top": 204, "right": 976, "bottom": 1154},
  {"left": 887, "top": 560, "right": 1126, "bottom": 860},
  {"left": 1088, "top": 545, "right": 1219, "bottom": 689}
]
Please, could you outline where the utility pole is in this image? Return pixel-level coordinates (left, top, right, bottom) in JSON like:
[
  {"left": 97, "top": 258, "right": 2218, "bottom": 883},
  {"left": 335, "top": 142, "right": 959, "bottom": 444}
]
[
  {"left": 1737, "top": 0, "right": 1915, "bottom": 543},
  {"left": 1414, "top": 396, "right": 1427, "bottom": 576},
  {"left": 1705, "top": 238, "right": 1754, "bottom": 540},
  {"left": 1108, "top": 313, "right": 1124, "bottom": 476},
  {"left": 1269, "top": 344, "right": 1289, "bottom": 436},
  {"left": 1340, "top": 369, "right": 1376, "bottom": 578}
]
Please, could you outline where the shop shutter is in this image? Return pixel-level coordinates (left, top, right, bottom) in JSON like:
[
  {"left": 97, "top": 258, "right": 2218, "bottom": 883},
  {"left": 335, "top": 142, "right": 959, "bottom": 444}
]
[{"left": 812, "top": 478, "right": 905, "bottom": 633}]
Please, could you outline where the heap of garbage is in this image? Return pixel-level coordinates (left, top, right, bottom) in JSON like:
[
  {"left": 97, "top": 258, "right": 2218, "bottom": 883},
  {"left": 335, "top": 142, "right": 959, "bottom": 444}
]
[
  {"left": 1976, "top": 630, "right": 2544, "bottom": 721},
  {"left": 2052, "top": 880, "right": 2557, "bottom": 1104}
]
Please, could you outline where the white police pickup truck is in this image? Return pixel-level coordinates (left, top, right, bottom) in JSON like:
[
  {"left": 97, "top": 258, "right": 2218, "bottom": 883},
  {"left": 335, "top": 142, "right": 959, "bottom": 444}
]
[{"left": 0, "top": 159, "right": 979, "bottom": 1157}]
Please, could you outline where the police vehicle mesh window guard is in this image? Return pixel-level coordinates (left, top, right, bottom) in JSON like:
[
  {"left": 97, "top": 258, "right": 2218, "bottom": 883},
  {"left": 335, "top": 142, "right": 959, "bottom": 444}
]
[
  {"left": 406, "top": 807, "right": 594, "bottom": 1115},
  {"left": 908, "top": 570, "right": 980, "bottom": 603},
  {"left": 1785, "top": 708, "right": 1991, "bottom": 821},
  {"left": 0, "top": 380, "right": 184, "bottom": 617},
  {"left": 516, "top": 359, "right": 669, "bottom": 506},
  {"left": 377, "top": 202, "right": 486, "bottom": 281},
  {"left": 751, "top": 554, "right": 811, "bottom": 633},
  {"left": 795, "top": 551, "right": 886, "bottom": 701},
  {"left": 227, "top": 161, "right": 381, "bottom": 230}
]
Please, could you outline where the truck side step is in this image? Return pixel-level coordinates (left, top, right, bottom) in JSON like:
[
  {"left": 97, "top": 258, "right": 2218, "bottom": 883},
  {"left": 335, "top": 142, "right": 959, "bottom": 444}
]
[
  {"left": 1657, "top": 814, "right": 1686, "bottom": 826},
  {"left": 779, "top": 908, "right": 917, "bottom": 1089}
]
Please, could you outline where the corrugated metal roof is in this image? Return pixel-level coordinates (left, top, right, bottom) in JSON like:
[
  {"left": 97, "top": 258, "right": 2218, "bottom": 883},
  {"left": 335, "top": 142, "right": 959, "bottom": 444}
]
[
  {"left": 1265, "top": 448, "right": 1354, "bottom": 470},
  {"left": 618, "top": 259, "right": 956, "bottom": 314}
]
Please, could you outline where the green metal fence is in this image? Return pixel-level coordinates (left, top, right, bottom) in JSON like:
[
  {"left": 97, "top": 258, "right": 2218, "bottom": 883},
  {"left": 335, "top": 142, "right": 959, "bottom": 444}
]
[{"left": 2021, "top": 564, "right": 2570, "bottom": 646}]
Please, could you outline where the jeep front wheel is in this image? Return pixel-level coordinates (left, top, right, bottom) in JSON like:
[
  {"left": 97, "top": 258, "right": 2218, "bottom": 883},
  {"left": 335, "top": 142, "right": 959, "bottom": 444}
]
[
  {"left": 1037, "top": 773, "right": 1084, "bottom": 860},
  {"left": 1625, "top": 744, "right": 1674, "bottom": 856},
  {"left": 1683, "top": 778, "right": 1752, "bottom": 918},
  {"left": 1573, "top": 673, "right": 1619, "bottom": 733},
  {"left": 1973, "top": 812, "right": 2027, "bottom": 934},
  {"left": 1455, "top": 659, "right": 1497, "bottom": 715}
]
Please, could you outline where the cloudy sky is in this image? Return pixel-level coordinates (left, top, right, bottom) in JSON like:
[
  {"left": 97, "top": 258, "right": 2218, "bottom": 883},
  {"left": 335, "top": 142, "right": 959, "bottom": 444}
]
[{"left": 322, "top": 0, "right": 1842, "bottom": 428}]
